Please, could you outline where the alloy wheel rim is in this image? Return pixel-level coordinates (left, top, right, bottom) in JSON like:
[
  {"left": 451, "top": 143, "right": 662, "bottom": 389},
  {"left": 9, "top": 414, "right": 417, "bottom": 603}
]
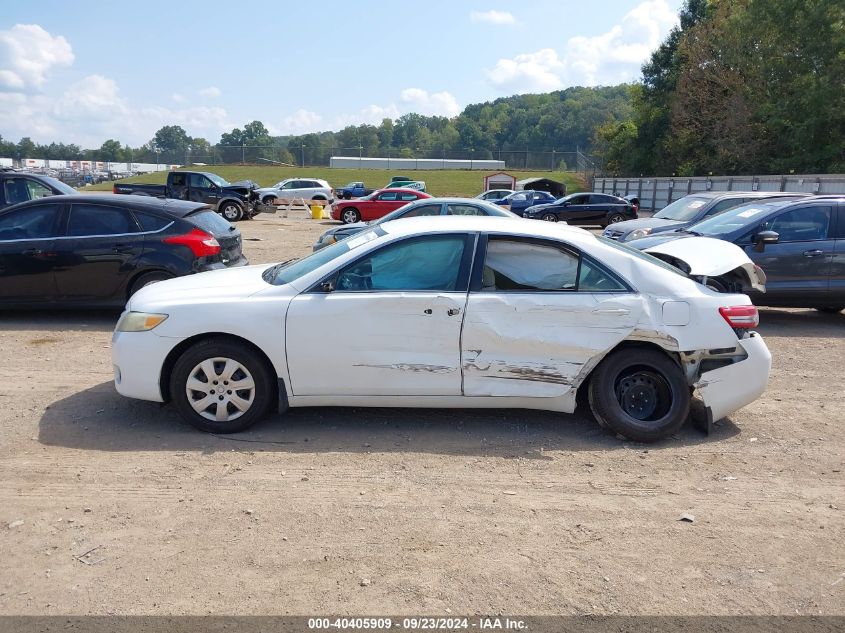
[{"left": 186, "top": 357, "right": 255, "bottom": 422}]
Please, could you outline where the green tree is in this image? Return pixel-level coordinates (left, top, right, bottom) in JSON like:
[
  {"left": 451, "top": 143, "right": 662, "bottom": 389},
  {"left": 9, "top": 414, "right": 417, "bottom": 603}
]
[{"left": 98, "top": 139, "right": 124, "bottom": 162}]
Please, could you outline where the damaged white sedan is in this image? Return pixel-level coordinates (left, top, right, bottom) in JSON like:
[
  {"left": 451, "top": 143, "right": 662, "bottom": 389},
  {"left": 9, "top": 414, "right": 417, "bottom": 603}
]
[{"left": 112, "top": 216, "right": 771, "bottom": 442}]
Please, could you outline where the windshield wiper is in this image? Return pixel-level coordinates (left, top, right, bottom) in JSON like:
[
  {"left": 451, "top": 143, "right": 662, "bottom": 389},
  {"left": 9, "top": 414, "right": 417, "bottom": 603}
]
[{"left": 263, "top": 258, "right": 299, "bottom": 281}]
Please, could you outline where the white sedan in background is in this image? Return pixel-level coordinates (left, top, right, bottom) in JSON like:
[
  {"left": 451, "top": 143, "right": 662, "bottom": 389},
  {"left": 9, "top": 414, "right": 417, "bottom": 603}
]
[{"left": 112, "top": 217, "right": 771, "bottom": 442}]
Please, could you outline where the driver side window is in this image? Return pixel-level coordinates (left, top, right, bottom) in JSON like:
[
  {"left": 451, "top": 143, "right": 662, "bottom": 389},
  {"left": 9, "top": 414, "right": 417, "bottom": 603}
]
[
  {"left": 335, "top": 235, "right": 467, "bottom": 292},
  {"left": 763, "top": 206, "right": 832, "bottom": 242}
]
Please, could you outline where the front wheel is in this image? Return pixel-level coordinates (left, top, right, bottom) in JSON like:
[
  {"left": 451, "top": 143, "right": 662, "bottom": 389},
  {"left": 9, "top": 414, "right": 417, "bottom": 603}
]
[
  {"left": 170, "top": 338, "right": 275, "bottom": 433},
  {"left": 341, "top": 207, "right": 361, "bottom": 224},
  {"left": 588, "top": 348, "right": 690, "bottom": 442},
  {"left": 542, "top": 213, "right": 558, "bottom": 222},
  {"left": 219, "top": 201, "right": 244, "bottom": 222}
]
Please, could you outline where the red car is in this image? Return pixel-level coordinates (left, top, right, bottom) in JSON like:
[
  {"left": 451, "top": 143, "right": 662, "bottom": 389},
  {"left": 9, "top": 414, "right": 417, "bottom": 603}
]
[{"left": 330, "top": 188, "right": 432, "bottom": 223}]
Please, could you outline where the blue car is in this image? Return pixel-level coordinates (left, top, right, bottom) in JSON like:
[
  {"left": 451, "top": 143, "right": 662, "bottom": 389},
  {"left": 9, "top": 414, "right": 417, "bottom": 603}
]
[{"left": 495, "top": 190, "right": 557, "bottom": 216}]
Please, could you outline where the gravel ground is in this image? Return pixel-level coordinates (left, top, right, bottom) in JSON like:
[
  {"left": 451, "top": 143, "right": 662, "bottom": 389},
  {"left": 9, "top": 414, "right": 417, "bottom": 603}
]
[{"left": 0, "top": 210, "right": 842, "bottom": 615}]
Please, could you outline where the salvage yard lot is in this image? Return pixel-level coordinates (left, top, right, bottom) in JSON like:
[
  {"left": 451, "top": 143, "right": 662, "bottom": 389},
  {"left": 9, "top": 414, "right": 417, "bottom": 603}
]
[{"left": 0, "top": 213, "right": 842, "bottom": 615}]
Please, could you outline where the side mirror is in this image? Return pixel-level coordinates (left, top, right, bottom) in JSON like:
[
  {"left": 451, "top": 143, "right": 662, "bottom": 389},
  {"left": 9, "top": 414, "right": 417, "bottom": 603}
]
[
  {"left": 320, "top": 280, "right": 335, "bottom": 293},
  {"left": 562, "top": 201, "right": 570, "bottom": 207},
  {"left": 752, "top": 230, "right": 779, "bottom": 252}
]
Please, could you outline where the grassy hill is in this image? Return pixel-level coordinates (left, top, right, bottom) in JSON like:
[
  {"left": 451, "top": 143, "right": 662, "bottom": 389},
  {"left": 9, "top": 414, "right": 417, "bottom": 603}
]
[{"left": 86, "top": 165, "right": 586, "bottom": 197}]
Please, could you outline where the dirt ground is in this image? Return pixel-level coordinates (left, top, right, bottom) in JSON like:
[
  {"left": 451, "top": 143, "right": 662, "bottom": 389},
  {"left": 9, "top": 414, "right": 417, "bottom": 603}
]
[{"left": 0, "top": 210, "right": 842, "bottom": 616}]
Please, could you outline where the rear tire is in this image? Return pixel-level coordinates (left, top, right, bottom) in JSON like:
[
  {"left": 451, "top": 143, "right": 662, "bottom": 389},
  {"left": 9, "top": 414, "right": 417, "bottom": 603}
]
[
  {"left": 542, "top": 213, "right": 558, "bottom": 222},
  {"left": 129, "top": 271, "right": 173, "bottom": 297},
  {"left": 607, "top": 213, "right": 625, "bottom": 226},
  {"left": 588, "top": 348, "right": 690, "bottom": 442},
  {"left": 170, "top": 338, "right": 275, "bottom": 434},
  {"left": 341, "top": 207, "right": 361, "bottom": 224},
  {"left": 219, "top": 201, "right": 244, "bottom": 222}
]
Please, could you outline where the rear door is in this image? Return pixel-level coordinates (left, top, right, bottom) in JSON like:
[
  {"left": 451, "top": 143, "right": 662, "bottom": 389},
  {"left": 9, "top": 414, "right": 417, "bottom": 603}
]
[
  {"left": 53, "top": 202, "right": 145, "bottom": 300},
  {"left": 461, "top": 235, "right": 642, "bottom": 398},
  {"left": 746, "top": 203, "right": 835, "bottom": 305},
  {"left": 0, "top": 202, "right": 63, "bottom": 302}
]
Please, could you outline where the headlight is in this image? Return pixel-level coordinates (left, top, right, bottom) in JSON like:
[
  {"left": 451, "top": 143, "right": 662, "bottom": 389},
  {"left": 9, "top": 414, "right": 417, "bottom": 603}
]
[
  {"left": 320, "top": 234, "right": 338, "bottom": 245},
  {"left": 627, "top": 228, "right": 653, "bottom": 240},
  {"left": 116, "top": 312, "right": 168, "bottom": 332}
]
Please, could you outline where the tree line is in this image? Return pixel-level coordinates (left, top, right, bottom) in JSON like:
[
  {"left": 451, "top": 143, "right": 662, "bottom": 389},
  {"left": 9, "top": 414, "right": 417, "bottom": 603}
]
[
  {"left": 1, "top": 85, "right": 632, "bottom": 168},
  {"left": 594, "top": 0, "right": 845, "bottom": 176}
]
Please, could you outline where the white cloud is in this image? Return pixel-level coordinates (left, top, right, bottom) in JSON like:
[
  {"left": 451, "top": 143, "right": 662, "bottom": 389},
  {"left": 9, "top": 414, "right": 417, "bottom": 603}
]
[
  {"left": 199, "top": 86, "right": 221, "bottom": 98},
  {"left": 486, "top": 49, "right": 564, "bottom": 92},
  {"left": 172, "top": 93, "right": 186, "bottom": 103},
  {"left": 0, "top": 24, "right": 74, "bottom": 91},
  {"left": 486, "top": 0, "right": 678, "bottom": 92},
  {"left": 400, "top": 88, "right": 461, "bottom": 117},
  {"left": 277, "top": 109, "right": 323, "bottom": 134},
  {"left": 470, "top": 10, "right": 516, "bottom": 25}
]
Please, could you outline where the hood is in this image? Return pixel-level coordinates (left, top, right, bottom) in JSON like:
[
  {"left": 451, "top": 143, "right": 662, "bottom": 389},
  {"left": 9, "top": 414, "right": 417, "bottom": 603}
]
[
  {"left": 643, "top": 236, "right": 765, "bottom": 292},
  {"left": 230, "top": 179, "right": 257, "bottom": 189},
  {"left": 129, "top": 264, "right": 271, "bottom": 311}
]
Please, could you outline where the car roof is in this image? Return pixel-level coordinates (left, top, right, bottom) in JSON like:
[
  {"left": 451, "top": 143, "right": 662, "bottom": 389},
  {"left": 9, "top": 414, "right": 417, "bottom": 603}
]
[
  {"left": 677, "top": 191, "right": 810, "bottom": 200},
  {"left": 373, "top": 188, "right": 431, "bottom": 195},
  {"left": 379, "top": 214, "right": 595, "bottom": 244},
  {"left": 1, "top": 193, "right": 209, "bottom": 217}
]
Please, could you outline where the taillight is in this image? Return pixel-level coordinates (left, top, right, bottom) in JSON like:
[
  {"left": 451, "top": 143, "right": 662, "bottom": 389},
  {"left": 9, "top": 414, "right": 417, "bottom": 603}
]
[
  {"left": 719, "top": 305, "right": 759, "bottom": 329},
  {"left": 162, "top": 228, "right": 221, "bottom": 257},
  {"left": 112, "top": 184, "right": 117, "bottom": 194}
]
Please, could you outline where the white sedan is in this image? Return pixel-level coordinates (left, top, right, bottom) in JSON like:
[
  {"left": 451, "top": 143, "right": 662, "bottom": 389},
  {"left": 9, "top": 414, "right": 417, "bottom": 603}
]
[{"left": 112, "top": 216, "right": 771, "bottom": 442}]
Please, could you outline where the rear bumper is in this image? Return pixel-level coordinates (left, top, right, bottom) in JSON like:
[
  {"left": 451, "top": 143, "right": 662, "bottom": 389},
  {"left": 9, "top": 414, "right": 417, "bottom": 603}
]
[
  {"left": 198, "top": 255, "right": 249, "bottom": 272},
  {"left": 695, "top": 332, "right": 771, "bottom": 423}
]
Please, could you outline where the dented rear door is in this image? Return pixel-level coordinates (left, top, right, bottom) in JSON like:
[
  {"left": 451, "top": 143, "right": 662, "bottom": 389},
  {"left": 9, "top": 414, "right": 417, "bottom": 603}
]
[{"left": 461, "top": 236, "right": 643, "bottom": 397}]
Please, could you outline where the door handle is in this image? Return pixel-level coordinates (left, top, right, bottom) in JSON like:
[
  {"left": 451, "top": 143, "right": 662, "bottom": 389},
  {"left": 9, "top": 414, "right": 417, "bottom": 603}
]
[
  {"left": 423, "top": 309, "right": 432, "bottom": 315},
  {"left": 447, "top": 308, "right": 461, "bottom": 316},
  {"left": 803, "top": 249, "right": 824, "bottom": 257},
  {"left": 113, "top": 244, "right": 131, "bottom": 253},
  {"left": 593, "top": 308, "right": 630, "bottom": 315},
  {"left": 22, "top": 248, "right": 43, "bottom": 256}
]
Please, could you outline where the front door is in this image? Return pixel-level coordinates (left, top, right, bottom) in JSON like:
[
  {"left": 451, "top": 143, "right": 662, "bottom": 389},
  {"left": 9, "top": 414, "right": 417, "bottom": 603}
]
[
  {"left": 0, "top": 202, "right": 63, "bottom": 302},
  {"left": 461, "top": 236, "right": 642, "bottom": 398},
  {"left": 286, "top": 233, "right": 473, "bottom": 396},
  {"left": 745, "top": 203, "right": 835, "bottom": 306}
]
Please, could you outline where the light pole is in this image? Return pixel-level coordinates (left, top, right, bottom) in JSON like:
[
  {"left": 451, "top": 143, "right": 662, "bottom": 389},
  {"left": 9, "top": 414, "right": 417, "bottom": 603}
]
[
  {"left": 301, "top": 143, "right": 305, "bottom": 168},
  {"left": 358, "top": 144, "right": 363, "bottom": 168},
  {"left": 241, "top": 143, "right": 245, "bottom": 164},
  {"left": 469, "top": 148, "right": 474, "bottom": 170}
]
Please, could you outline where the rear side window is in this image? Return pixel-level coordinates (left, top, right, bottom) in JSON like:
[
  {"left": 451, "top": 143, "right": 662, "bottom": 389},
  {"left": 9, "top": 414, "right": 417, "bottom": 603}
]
[
  {"left": 134, "top": 210, "right": 172, "bottom": 232},
  {"left": 399, "top": 193, "right": 419, "bottom": 201},
  {"left": 400, "top": 204, "right": 441, "bottom": 218},
  {"left": 67, "top": 204, "right": 138, "bottom": 236},
  {"left": 447, "top": 204, "right": 485, "bottom": 216},
  {"left": 705, "top": 198, "right": 745, "bottom": 217},
  {"left": 482, "top": 239, "right": 579, "bottom": 291},
  {"left": 0, "top": 204, "right": 62, "bottom": 240},
  {"left": 186, "top": 210, "right": 234, "bottom": 235},
  {"left": 378, "top": 192, "right": 398, "bottom": 201}
]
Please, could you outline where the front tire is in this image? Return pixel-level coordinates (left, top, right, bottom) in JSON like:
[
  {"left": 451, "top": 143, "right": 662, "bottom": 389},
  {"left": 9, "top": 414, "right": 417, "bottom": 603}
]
[
  {"left": 341, "top": 207, "right": 361, "bottom": 224},
  {"left": 588, "top": 348, "right": 690, "bottom": 442},
  {"left": 219, "top": 201, "right": 244, "bottom": 222},
  {"left": 170, "top": 338, "right": 275, "bottom": 433},
  {"left": 542, "top": 213, "right": 558, "bottom": 222}
]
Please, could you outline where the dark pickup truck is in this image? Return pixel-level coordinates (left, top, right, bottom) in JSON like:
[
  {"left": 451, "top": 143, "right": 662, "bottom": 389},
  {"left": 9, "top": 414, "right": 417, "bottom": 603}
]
[{"left": 112, "top": 171, "right": 274, "bottom": 221}]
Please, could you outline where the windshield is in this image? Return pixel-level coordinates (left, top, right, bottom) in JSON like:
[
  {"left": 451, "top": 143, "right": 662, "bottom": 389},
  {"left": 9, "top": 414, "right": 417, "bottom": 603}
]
[
  {"left": 654, "top": 196, "right": 710, "bottom": 221},
  {"left": 205, "top": 173, "right": 230, "bottom": 187},
  {"left": 597, "top": 235, "right": 690, "bottom": 279},
  {"left": 40, "top": 176, "right": 77, "bottom": 195},
  {"left": 264, "top": 227, "right": 386, "bottom": 285},
  {"left": 687, "top": 204, "right": 771, "bottom": 237}
]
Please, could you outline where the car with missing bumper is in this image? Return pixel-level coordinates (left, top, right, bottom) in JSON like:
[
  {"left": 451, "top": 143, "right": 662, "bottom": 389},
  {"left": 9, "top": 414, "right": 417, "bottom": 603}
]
[{"left": 112, "top": 216, "right": 771, "bottom": 442}]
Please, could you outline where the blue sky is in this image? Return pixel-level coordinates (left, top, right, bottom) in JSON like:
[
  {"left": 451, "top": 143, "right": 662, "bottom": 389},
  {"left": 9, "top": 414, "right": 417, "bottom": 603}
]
[{"left": 1, "top": 0, "right": 683, "bottom": 148}]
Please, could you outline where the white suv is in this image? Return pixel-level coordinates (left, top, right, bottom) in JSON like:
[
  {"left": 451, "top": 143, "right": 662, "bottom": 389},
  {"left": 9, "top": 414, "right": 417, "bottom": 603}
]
[{"left": 254, "top": 178, "right": 334, "bottom": 204}]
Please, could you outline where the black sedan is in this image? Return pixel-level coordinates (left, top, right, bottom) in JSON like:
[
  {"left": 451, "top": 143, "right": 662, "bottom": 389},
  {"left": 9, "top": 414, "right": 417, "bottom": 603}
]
[
  {"left": 630, "top": 196, "right": 845, "bottom": 312},
  {"left": 313, "top": 197, "right": 518, "bottom": 251},
  {"left": 523, "top": 192, "right": 637, "bottom": 227},
  {"left": 0, "top": 194, "right": 247, "bottom": 308}
]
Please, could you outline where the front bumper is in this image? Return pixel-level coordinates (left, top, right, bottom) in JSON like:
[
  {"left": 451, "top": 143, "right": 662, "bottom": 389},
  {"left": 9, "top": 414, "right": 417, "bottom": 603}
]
[
  {"left": 112, "top": 330, "right": 184, "bottom": 402},
  {"left": 694, "top": 332, "right": 771, "bottom": 424}
]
